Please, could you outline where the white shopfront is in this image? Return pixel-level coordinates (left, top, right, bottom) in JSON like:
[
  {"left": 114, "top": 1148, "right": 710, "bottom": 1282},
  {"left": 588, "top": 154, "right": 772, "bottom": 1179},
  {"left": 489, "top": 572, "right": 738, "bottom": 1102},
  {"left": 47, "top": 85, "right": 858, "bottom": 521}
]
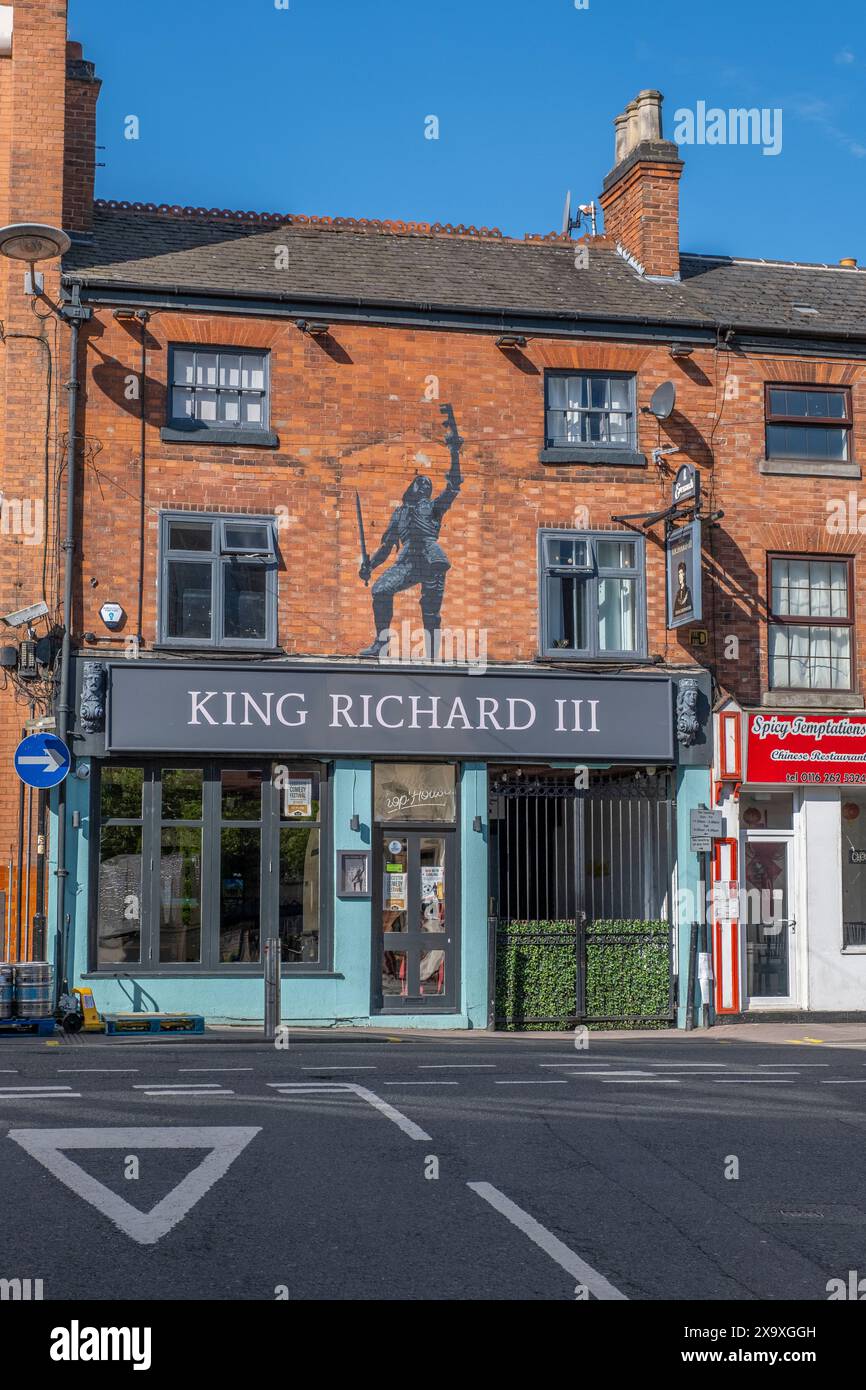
[{"left": 712, "top": 707, "right": 866, "bottom": 1017}]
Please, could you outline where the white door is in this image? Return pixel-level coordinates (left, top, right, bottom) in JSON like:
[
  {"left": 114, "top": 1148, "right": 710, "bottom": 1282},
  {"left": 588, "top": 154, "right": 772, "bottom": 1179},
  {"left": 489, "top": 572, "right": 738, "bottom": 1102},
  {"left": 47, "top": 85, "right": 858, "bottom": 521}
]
[{"left": 742, "top": 834, "right": 798, "bottom": 1007}]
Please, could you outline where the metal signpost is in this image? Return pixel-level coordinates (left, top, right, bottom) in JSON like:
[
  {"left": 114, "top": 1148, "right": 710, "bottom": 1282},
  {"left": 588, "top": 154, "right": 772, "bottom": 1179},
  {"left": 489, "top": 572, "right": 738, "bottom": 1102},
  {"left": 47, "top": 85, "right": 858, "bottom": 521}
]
[
  {"left": 689, "top": 806, "right": 722, "bottom": 1029},
  {"left": 264, "top": 938, "right": 282, "bottom": 1043}
]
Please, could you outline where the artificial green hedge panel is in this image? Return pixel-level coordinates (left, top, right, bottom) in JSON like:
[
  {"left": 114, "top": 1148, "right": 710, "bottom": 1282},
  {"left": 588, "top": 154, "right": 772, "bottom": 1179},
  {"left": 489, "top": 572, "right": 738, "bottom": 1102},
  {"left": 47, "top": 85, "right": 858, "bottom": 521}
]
[{"left": 495, "top": 920, "right": 671, "bottom": 1031}]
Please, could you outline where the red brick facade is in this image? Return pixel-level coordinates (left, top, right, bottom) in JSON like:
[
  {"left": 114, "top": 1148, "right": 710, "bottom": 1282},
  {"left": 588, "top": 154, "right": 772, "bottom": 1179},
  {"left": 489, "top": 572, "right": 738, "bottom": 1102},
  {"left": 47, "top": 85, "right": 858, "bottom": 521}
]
[{"left": 2, "top": 1, "right": 866, "bottom": 960}]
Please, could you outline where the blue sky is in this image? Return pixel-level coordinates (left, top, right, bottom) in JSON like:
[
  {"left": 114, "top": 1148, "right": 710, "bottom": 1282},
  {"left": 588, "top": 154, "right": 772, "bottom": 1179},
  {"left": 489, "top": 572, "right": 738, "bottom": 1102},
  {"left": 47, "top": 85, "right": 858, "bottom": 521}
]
[{"left": 69, "top": 0, "right": 866, "bottom": 264}]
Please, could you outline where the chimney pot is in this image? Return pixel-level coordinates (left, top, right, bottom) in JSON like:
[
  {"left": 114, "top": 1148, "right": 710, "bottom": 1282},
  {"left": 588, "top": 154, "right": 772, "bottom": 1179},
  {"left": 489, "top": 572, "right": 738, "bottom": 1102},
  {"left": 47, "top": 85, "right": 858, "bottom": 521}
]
[
  {"left": 635, "top": 89, "right": 664, "bottom": 144},
  {"left": 613, "top": 112, "right": 630, "bottom": 164},
  {"left": 625, "top": 100, "right": 640, "bottom": 156}
]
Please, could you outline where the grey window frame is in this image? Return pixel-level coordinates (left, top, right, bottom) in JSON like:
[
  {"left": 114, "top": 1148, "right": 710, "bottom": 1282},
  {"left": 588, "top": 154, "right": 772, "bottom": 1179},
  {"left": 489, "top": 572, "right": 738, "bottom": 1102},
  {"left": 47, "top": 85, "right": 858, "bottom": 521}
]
[
  {"left": 166, "top": 344, "right": 272, "bottom": 437},
  {"left": 544, "top": 370, "right": 637, "bottom": 452},
  {"left": 538, "top": 528, "right": 647, "bottom": 660},
  {"left": 158, "top": 509, "right": 279, "bottom": 651},
  {"left": 88, "top": 760, "right": 332, "bottom": 977}
]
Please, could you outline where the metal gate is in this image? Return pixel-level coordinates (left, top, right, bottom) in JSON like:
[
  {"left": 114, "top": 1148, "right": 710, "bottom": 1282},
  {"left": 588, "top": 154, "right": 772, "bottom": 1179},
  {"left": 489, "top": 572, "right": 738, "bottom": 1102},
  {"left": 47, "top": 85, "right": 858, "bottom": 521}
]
[{"left": 489, "top": 768, "right": 676, "bottom": 1027}]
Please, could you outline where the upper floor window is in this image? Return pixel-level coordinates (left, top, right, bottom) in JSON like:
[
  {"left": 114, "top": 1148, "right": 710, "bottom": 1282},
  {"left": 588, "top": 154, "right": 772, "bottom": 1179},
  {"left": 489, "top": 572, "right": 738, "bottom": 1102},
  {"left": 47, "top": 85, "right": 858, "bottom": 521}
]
[
  {"left": 545, "top": 372, "right": 636, "bottom": 450},
  {"left": 765, "top": 386, "right": 851, "bottom": 462},
  {"left": 159, "top": 511, "right": 278, "bottom": 649},
  {"left": 168, "top": 346, "right": 270, "bottom": 433},
  {"left": 539, "top": 530, "right": 646, "bottom": 659},
  {"left": 768, "top": 555, "right": 853, "bottom": 690}
]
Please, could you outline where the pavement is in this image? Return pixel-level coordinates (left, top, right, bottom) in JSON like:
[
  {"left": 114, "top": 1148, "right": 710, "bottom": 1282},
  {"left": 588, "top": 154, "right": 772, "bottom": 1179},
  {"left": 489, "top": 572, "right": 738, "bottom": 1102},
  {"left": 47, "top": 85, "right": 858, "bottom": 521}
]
[{"left": 2, "top": 1022, "right": 866, "bottom": 1302}]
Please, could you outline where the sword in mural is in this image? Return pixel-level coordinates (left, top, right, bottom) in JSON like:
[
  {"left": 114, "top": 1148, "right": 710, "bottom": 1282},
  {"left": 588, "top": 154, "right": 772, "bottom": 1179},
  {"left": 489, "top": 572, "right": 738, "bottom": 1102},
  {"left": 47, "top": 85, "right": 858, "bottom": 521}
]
[
  {"left": 355, "top": 489, "right": 370, "bottom": 587},
  {"left": 357, "top": 404, "right": 465, "bottom": 658}
]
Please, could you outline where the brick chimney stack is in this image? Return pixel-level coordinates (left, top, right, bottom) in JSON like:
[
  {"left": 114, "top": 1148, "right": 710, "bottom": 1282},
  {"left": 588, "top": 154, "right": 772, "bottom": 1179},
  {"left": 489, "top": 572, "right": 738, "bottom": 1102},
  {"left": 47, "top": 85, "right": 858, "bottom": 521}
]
[
  {"left": 64, "top": 39, "right": 101, "bottom": 236},
  {"left": 598, "top": 90, "right": 683, "bottom": 280}
]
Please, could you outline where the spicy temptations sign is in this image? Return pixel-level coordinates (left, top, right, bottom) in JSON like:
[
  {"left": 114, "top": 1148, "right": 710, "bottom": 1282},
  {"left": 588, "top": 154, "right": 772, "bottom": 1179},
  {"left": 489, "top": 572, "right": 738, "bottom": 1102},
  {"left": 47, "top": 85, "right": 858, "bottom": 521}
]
[
  {"left": 104, "top": 664, "right": 677, "bottom": 761},
  {"left": 747, "top": 712, "right": 866, "bottom": 784}
]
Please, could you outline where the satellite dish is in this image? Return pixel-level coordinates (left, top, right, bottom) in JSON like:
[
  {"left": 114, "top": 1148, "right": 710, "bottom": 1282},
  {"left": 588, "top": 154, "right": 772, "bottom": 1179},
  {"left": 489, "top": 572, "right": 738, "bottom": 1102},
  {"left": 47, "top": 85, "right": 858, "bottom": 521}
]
[
  {"left": 648, "top": 381, "right": 676, "bottom": 421},
  {"left": 561, "top": 190, "right": 572, "bottom": 239}
]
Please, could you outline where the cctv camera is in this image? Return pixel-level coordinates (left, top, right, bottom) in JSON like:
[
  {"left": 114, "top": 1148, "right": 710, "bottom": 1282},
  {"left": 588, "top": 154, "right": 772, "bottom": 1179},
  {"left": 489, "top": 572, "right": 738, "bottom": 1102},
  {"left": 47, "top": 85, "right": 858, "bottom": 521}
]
[{"left": 1, "top": 600, "right": 49, "bottom": 628}]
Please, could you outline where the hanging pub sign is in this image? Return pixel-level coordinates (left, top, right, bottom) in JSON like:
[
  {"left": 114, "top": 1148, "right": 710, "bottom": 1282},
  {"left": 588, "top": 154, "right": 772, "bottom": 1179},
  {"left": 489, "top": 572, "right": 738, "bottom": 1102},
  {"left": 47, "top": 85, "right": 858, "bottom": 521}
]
[
  {"left": 666, "top": 519, "right": 702, "bottom": 628},
  {"left": 672, "top": 462, "right": 700, "bottom": 510}
]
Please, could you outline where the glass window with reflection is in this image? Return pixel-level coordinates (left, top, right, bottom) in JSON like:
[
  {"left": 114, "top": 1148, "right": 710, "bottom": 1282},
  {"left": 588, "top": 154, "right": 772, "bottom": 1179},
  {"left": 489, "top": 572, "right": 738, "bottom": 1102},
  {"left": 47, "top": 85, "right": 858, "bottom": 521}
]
[
  {"left": 765, "top": 385, "right": 851, "bottom": 462},
  {"left": 540, "top": 530, "right": 645, "bottom": 659},
  {"left": 159, "top": 511, "right": 278, "bottom": 649},
  {"left": 768, "top": 555, "right": 853, "bottom": 690},
  {"left": 97, "top": 766, "right": 144, "bottom": 967}
]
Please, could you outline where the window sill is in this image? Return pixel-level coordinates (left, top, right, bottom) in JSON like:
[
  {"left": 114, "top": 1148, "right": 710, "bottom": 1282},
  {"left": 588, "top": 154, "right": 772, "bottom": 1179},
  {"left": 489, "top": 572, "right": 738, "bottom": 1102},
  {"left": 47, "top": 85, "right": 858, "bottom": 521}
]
[
  {"left": 761, "top": 690, "right": 864, "bottom": 709},
  {"left": 538, "top": 652, "right": 650, "bottom": 665},
  {"left": 151, "top": 644, "right": 283, "bottom": 657},
  {"left": 539, "top": 447, "right": 646, "bottom": 467},
  {"left": 83, "top": 970, "right": 344, "bottom": 980},
  {"left": 758, "top": 457, "right": 861, "bottom": 479},
  {"left": 841, "top": 947, "right": 866, "bottom": 955},
  {"left": 160, "top": 426, "right": 279, "bottom": 448}
]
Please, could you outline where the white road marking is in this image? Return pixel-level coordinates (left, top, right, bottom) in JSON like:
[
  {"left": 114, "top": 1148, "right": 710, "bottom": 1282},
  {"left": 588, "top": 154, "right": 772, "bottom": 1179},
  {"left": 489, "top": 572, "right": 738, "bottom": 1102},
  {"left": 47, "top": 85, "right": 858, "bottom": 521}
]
[
  {"left": 8, "top": 1126, "right": 260, "bottom": 1246},
  {"left": 0, "top": 1092, "right": 82, "bottom": 1099},
  {"left": 132, "top": 1083, "right": 224, "bottom": 1091},
  {"left": 601, "top": 1078, "right": 681, "bottom": 1085},
  {"left": 820, "top": 1079, "right": 866, "bottom": 1084},
  {"left": 564, "top": 1070, "right": 656, "bottom": 1077},
  {"left": 383, "top": 1081, "right": 459, "bottom": 1086},
  {"left": 418, "top": 1064, "right": 497, "bottom": 1070},
  {"left": 300, "top": 1066, "right": 378, "bottom": 1071},
  {"left": 0, "top": 1085, "right": 76, "bottom": 1092},
  {"left": 714, "top": 1078, "right": 796, "bottom": 1084},
  {"left": 267, "top": 1081, "right": 432, "bottom": 1141},
  {"left": 57, "top": 1069, "right": 139, "bottom": 1074},
  {"left": 0, "top": 1070, "right": 19, "bottom": 1074},
  {"left": 539, "top": 1062, "right": 612, "bottom": 1069},
  {"left": 178, "top": 1068, "right": 253, "bottom": 1074},
  {"left": 141, "top": 1090, "right": 234, "bottom": 1097},
  {"left": 468, "top": 1182, "right": 627, "bottom": 1301},
  {"left": 495, "top": 1080, "right": 568, "bottom": 1086}
]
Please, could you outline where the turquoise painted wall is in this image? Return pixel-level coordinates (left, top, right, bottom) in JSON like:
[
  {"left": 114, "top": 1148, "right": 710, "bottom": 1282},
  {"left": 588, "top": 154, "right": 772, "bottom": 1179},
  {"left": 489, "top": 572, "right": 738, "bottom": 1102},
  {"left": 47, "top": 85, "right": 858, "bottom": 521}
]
[
  {"left": 49, "top": 758, "right": 489, "bottom": 1029},
  {"left": 675, "top": 764, "right": 713, "bottom": 1029}
]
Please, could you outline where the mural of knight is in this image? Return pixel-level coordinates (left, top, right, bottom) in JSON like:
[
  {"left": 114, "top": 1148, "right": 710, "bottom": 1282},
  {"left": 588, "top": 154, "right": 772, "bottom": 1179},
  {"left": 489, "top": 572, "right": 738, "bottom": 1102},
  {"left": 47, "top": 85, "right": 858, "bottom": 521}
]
[{"left": 357, "top": 404, "right": 464, "bottom": 658}]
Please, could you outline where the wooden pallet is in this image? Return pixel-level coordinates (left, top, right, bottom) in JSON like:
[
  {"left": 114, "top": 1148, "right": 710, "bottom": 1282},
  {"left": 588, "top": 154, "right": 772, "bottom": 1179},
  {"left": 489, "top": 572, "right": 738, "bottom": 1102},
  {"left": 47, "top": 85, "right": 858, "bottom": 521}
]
[
  {"left": 0, "top": 1015, "right": 56, "bottom": 1036},
  {"left": 103, "top": 1012, "right": 205, "bottom": 1036}
]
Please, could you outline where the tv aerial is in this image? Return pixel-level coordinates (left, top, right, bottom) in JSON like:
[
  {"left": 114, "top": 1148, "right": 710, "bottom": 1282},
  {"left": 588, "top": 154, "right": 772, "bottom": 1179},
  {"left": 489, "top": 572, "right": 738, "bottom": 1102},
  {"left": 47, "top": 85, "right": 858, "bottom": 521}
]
[{"left": 561, "top": 191, "right": 598, "bottom": 239}]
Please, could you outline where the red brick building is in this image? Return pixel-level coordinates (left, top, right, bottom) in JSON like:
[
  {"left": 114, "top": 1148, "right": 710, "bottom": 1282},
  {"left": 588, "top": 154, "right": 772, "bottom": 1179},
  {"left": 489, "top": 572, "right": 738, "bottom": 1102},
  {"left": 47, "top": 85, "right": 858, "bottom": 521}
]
[{"left": 2, "top": 2, "right": 866, "bottom": 1025}]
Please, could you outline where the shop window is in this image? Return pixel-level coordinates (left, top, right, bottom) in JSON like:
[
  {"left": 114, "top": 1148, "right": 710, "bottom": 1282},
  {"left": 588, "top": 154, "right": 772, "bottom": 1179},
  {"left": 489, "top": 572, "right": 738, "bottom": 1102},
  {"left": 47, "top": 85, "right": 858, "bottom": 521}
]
[
  {"left": 539, "top": 530, "right": 646, "bottom": 659},
  {"left": 841, "top": 798, "right": 866, "bottom": 949},
  {"left": 739, "top": 793, "right": 794, "bottom": 831},
  {"left": 96, "top": 767, "right": 144, "bottom": 968},
  {"left": 92, "top": 762, "right": 327, "bottom": 973},
  {"left": 158, "top": 511, "right": 278, "bottom": 649},
  {"left": 768, "top": 555, "right": 853, "bottom": 690},
  {"left": 374, "top": 763, "right": 457, "bottom": 824},
  {"left": 167, "top": 346, "right": 270, "bottom": 434},
  {"left": 545, "top": 371, "right": 636, "bottom": 450},
  {"left": 765, "top": 385, "right": 851, "bottom": 462}
]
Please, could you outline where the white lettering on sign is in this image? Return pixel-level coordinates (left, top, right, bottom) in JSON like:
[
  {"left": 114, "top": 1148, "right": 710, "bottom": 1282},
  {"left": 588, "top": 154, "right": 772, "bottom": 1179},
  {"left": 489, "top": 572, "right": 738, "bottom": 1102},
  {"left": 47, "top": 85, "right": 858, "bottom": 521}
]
[
  {"left": 183, "top": 689, "right": 612, "bottom": 737},
  {"left": 752, "top": 714, "right": 866, "bottom": 741}
]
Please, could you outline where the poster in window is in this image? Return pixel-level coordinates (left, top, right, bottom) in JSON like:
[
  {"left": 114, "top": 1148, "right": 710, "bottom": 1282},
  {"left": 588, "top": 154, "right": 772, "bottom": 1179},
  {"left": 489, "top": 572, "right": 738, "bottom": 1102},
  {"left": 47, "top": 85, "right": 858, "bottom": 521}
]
[
  {"left": 421, "top": 865, "right": 445, "bottom": 901},
  {"left": 384, "top": 871, "right": 408, "bottom": 912},
  {"left": 283, "top": 778, "right": 313, "bottom": 819},
  {"left": 666, "top": 519, "right": 702, "bottom": 629}
]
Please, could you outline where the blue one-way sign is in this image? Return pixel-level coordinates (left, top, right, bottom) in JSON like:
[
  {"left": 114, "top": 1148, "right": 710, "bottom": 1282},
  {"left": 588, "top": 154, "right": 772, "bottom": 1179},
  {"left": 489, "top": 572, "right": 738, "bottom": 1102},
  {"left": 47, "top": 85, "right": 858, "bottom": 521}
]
[{"left": 14, "top": 733, "right": 72, "bottom": 789}]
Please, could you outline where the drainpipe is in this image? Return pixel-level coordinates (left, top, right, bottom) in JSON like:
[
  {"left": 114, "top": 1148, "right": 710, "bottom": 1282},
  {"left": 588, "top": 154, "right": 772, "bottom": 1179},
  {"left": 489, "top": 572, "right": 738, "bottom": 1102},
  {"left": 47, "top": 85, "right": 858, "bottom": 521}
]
[{"left": 53, "top": 284, "right": 90, "bottom": 996}]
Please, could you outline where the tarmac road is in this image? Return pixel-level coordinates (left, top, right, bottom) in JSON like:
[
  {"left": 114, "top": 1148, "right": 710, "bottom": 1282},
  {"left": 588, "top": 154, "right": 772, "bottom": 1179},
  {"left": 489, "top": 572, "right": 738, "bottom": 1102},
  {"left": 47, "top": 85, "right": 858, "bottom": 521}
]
[{"left": 1, "top": 1027, "right": 865, "bottom": 1301}]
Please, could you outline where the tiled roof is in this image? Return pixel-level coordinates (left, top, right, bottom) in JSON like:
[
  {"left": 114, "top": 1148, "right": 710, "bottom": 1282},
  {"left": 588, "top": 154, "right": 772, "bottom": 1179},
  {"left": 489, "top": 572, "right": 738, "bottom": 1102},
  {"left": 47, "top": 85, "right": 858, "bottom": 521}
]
[{"left": 62, "top": 202, "right": 866, "bottom": 339}]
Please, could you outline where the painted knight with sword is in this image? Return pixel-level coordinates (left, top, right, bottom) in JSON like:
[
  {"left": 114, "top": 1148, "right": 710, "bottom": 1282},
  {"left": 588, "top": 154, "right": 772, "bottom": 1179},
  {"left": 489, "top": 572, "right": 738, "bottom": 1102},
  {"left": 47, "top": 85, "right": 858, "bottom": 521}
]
[{"left": 356, "top": 404, "right": 464, "bottom": 658}]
